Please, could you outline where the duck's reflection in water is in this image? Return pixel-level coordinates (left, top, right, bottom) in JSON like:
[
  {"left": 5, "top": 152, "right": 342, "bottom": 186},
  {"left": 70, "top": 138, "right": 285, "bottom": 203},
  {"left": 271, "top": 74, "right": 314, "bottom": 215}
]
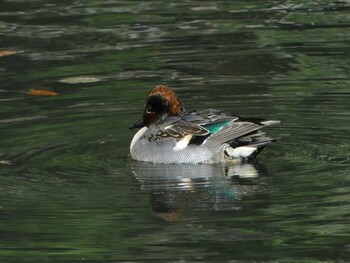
[{"left": 132, "top": 161, "right": 270, "bottom": 221}]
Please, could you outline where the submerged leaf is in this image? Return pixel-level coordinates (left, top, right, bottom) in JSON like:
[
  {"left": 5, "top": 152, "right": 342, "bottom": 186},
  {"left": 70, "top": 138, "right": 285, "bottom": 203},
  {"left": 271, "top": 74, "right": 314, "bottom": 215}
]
[
  {"left": 26, "top": 89, "right": 58, "bottom": 96},
  {"left": 0, "top": 160, "right": 13, "bottom": 166}
]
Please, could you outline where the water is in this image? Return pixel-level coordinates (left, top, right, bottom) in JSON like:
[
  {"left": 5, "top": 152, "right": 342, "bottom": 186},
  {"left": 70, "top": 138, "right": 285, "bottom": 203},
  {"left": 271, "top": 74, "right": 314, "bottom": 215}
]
[{"left": 1, "top": 0, "right": 350, "bottom": 262}]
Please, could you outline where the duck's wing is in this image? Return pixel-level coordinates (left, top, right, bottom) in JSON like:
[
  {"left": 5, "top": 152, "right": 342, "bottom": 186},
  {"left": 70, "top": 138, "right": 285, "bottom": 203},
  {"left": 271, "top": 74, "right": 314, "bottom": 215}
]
[
  {"left": 149, "top": 110, "right": 280, "bottom": 153},
  {"left": 205, "top": 118, "right": 280, "bottom": 147},
  {"left": 149, "top": 116, "right": 209, "bottom": 141},
  {"left": 184, "top": 109, "right": 238, "bottom": 123},
  {"left": 153, "top": 109, "right": 236, "bottom": 140},
  {"left": 183, "top": 109, "right": 239, "bottom": 133}
]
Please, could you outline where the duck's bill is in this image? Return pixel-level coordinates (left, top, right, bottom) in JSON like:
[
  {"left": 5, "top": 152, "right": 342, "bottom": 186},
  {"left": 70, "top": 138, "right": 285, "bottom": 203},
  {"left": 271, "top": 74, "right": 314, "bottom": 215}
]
[{"left": 129, "top": 118, "right": 144, "bottom": 129}]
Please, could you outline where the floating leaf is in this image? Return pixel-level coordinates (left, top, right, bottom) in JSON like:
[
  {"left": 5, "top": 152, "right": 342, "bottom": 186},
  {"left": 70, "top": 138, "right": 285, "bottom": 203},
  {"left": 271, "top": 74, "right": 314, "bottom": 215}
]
[
  {"left": 59, "top": 76, "right": 101, "bottom": 84},
  {"left": 0, "top": 50, "right": 18, "bottom": 57},
  {"left": 26, "top": 89, "right": 58, "bottom": 96}
]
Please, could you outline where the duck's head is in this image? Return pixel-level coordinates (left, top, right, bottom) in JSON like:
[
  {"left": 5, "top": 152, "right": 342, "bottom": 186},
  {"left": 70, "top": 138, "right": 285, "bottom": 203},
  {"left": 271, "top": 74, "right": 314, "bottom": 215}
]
[{"left": 130, "top": 85, "right": 185, "bottom": 129}]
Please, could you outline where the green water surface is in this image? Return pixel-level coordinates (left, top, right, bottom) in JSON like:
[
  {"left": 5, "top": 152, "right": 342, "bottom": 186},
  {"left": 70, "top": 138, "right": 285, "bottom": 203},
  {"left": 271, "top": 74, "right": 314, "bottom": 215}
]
[{"left": 0, "top": 1, "right": 350, "bottom": 262}]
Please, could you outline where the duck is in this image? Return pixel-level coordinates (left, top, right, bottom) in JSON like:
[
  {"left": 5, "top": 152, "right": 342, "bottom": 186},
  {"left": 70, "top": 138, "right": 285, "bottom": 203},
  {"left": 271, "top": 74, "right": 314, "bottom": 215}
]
[{"left": 130, "top": 85, "right": 280, "bottom": 164}]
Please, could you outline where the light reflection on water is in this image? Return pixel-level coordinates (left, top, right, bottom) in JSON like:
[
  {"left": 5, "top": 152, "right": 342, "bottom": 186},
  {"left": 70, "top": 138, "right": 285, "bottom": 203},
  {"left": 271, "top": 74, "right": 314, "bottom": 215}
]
[{"left": 0, "top": 0, "right": 350, "bottom": 262}]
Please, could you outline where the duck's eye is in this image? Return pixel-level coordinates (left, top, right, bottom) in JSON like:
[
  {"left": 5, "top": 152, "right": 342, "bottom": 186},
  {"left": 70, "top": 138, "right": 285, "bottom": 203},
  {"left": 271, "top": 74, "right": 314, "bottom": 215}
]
[{"left": 146, "top": 104, "right": 152, "bottom": 112}]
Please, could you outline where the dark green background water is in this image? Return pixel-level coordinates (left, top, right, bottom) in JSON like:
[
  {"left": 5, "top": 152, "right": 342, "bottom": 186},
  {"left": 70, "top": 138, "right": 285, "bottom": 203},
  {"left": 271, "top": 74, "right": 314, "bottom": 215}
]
[{"left": 1, "top": 1, "right": 349, "bottom": 262}]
